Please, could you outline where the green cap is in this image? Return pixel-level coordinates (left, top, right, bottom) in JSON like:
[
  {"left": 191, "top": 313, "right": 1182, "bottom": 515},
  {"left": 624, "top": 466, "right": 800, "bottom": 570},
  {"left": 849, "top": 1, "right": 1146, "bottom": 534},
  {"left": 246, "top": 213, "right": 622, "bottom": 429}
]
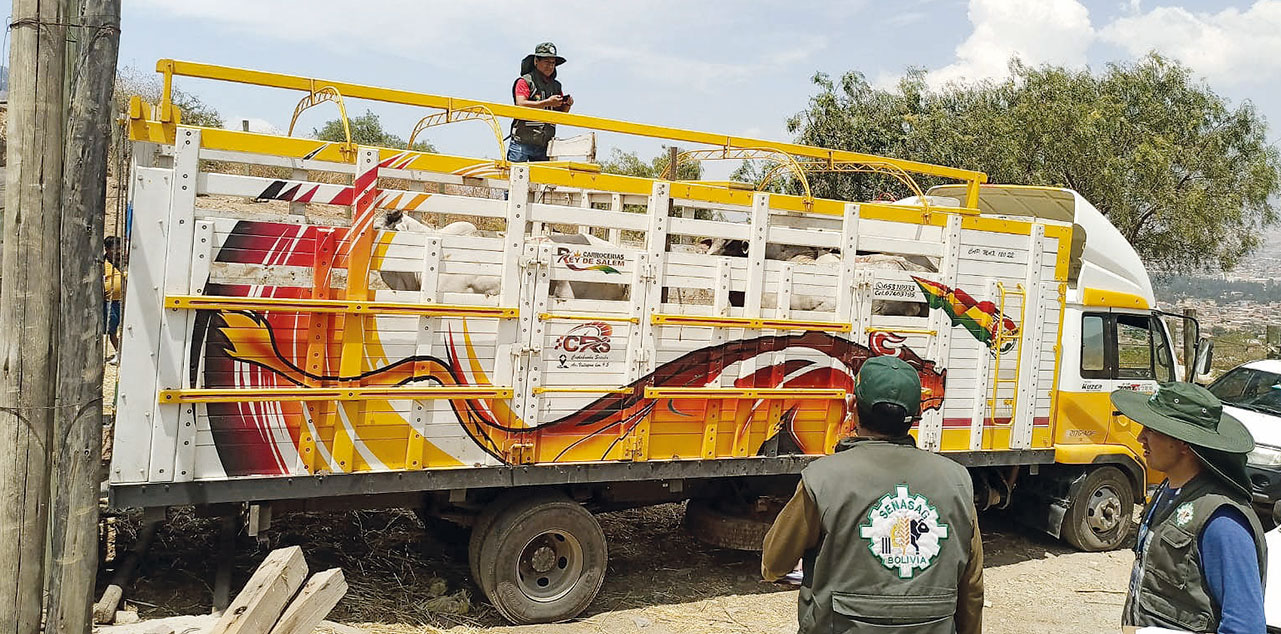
[
  {"left": 531, "top": 42, "right": 566, "bottom": 65},
  {"left": 854, "top": 356, "right": 922, "bottom": 416}
]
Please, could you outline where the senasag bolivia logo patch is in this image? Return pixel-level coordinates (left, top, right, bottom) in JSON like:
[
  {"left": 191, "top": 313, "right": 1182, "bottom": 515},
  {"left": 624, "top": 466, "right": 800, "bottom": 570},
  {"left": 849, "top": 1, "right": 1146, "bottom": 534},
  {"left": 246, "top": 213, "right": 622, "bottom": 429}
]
[
  {"left": 858, "top": 485, "right": 949, "bottom": 579},
  {"left": 1175, "top": 502, "right": 1195, "bottom": 527}
]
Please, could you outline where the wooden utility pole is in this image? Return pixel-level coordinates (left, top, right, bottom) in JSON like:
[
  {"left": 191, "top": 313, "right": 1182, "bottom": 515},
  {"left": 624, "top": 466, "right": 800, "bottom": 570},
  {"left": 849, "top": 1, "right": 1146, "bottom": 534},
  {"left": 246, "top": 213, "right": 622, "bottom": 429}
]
[
  {"left": 47, "top": 1, "right": 121, "bottom": 632},
  {"left": 0, "top": 1, "right": 69, "bottom": 633}
]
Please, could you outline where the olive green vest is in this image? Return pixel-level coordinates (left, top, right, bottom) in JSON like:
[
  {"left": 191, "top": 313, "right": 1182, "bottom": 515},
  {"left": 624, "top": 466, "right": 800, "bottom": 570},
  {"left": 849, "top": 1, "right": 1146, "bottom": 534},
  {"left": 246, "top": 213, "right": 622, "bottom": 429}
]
[
  {"left": 510, "top": 71, "right": 562, "bottom": 147},
  {"left": 797, "top": 438, "right": 977, "bottom": 634},
  {"left": 1123, "top": 474, "right": 1266, "bottom": 632}
]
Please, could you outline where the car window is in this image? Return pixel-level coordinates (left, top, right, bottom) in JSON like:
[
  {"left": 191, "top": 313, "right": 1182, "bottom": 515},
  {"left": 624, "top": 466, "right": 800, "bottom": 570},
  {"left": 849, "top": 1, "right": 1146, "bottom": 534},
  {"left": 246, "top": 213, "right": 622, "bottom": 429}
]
[
  {"left": 1208, "top": 369, "right": 1252, "bottom": 402},
  {"left": 1081, "top": 314, "right": 1106, "bottom": 376},
  {"left": 1249, "top": 387, "right": 1281, "bottom": 415},
  {"left": 1116, "top": 314, "right": 1156, "bottom": 380},
  {"left": 1242, "top": 371, "right": 1281, "bottom": 415}
]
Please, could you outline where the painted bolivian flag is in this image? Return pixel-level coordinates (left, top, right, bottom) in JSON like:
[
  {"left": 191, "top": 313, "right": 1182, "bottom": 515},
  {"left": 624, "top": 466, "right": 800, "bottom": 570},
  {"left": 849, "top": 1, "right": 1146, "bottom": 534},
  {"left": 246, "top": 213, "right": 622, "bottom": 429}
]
[{"left": 911, "top": 276, "right": 1019, "bottom": 352}]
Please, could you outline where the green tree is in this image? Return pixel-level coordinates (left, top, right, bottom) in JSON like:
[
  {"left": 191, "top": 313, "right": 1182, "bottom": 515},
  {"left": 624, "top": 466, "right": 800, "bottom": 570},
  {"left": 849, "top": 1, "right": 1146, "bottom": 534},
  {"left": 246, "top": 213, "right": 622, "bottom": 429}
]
[
  {"left": 599, "top": 148, "right": 703, "bottom": 180},
  {"left": 787, "top": 54, "right": 1281, "bottom": 272},
  {"left": 313, "top": 109, "right": 435, "bottom": 152}
]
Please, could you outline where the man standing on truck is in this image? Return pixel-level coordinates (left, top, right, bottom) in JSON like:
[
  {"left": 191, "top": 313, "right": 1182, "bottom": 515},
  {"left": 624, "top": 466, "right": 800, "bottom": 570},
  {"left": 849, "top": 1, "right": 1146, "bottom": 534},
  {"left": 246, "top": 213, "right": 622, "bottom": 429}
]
[
  {"left": 1114, "top": 382, "right": 1267, "bottom": 633},
  {"left": 508, "top": 42, "right": 573, "bottom": 163},
  {"left": 762, "top": 356, "right": 983, "bottom": 633}
]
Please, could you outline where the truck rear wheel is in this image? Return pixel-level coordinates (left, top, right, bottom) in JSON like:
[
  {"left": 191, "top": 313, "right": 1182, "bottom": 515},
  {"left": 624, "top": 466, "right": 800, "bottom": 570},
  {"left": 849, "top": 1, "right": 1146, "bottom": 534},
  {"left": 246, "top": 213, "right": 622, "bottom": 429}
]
[
  {"left": 1061, "top": 466, "right": 1134, "bottom": 552},
  {"left": 467, "top": 497, "right": 507, "bottom": 585},
  {"left": 683, "top": 498, "right": 782, "bottom": 551},
  {"left": 474, "top": 493, "right": 607, "bottom": 624}
]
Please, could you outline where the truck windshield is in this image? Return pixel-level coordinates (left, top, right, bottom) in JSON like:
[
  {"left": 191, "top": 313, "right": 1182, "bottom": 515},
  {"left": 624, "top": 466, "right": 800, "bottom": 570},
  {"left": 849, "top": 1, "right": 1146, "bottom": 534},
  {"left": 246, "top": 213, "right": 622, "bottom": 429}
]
[{"left": 1207, "top": 367, "right": 1281, "bottom": 416}]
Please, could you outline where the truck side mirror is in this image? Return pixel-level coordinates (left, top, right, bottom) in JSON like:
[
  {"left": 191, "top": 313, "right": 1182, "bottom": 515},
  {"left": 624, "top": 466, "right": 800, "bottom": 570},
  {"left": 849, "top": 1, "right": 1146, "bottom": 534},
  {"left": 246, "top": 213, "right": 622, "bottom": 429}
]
[
  {"left": 1193, "top": 337, "right": 1214, "bottom": 380},
  {"left": 1273, "top": 499, "right": 1281, "bottom": 527}
]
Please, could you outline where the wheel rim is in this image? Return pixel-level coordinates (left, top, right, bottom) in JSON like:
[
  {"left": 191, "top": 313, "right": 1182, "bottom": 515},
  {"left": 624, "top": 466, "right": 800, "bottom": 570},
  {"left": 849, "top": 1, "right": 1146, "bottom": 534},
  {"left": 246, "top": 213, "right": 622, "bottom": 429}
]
[
  {"left": 514, "top": 529, "right": 584, "bottom": 603},
  {"left": 1085, "top": 484, "right": 1123, "bottom": 535}
]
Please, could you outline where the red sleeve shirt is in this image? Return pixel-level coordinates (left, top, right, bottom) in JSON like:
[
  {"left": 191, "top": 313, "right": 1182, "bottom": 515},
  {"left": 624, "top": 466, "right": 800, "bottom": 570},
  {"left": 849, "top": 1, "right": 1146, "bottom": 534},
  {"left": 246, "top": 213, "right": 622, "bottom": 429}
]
[{"left": 514, "top": 77, "right": 531, "bottom": 100}]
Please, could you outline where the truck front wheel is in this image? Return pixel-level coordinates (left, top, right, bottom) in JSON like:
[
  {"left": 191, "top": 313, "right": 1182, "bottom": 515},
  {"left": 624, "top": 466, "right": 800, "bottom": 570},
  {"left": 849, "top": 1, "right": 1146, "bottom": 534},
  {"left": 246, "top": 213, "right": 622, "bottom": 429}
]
[
  {"left": 474, "top": 493, "right": 607, "bottom": 624},
  {"left": 1061, "top": 466, "right": 1134, "bottom": 551}
]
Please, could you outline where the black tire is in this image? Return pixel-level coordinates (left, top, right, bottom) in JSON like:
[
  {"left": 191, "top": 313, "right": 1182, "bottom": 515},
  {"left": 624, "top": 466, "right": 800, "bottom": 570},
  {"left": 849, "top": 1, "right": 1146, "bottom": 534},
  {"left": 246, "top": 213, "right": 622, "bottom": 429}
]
[
  {"left": 468, "top": 493, "right": 516, "bottom": 585},
  {"left": 1061, "top": 466, "right": 1135, "bottom": 552},
  {"left": 683, "top": 498, "right": 782, "bottom": 551},
  {"left": 475, "top": 494, "right": 607, "bottom": 624}
]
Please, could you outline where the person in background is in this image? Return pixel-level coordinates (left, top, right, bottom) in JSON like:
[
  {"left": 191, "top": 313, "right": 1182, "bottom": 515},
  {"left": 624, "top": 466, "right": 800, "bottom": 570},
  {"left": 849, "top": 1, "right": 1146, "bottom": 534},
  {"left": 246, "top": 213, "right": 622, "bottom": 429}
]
[
  {"left": 1114, "top": 382, "right": 1266, "bottom": 633},
  {"left": 104, "top": 235, "right": 124, "bottom": 364},
  {"left": 762, "top": 356, "right": 983, "bottom": 633},
  {"left": 508, "top": 42, "right": 573, "bottom": 163}
]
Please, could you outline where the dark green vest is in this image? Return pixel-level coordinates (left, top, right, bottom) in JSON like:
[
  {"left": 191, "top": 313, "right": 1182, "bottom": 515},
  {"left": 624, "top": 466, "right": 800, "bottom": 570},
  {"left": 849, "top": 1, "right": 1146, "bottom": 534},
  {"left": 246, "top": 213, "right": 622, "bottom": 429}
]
[
  {"left": 511, "top": 71, "right": 562, "bottom": 147},
  {"left": 798, "top": 438, "right": 977, "bottom": 634},
  {"left": 1123, "top": 474, "right": 1267, "bottom": 632}
]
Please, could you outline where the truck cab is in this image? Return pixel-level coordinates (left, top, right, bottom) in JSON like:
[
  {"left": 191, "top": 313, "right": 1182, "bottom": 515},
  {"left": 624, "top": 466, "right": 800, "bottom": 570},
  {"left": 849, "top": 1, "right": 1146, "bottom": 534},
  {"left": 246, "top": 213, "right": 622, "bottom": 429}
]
[{"left": 932, "top": 184, "right": 1208, "bottom": 549}]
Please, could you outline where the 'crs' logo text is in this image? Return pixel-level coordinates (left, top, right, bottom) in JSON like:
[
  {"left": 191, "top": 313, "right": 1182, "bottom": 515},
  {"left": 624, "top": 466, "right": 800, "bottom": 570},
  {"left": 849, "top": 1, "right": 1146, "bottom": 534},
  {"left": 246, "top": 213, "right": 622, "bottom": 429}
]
[
  {"left": 555, "top": 322, "right": 612, "bottom": 354},
  {"left": 553, "top": 322, "right": 614, "bottom": 369}
]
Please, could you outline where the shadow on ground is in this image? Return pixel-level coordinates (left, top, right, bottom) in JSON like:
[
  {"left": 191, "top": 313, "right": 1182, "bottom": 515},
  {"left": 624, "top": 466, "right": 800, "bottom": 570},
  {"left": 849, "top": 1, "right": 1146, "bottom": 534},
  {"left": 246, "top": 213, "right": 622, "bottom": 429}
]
[
  {"left": 108, "top": 502, "right": 791, "bottom": 630},
  {"left": 107, "top": 503, "right": 1142, "bottom": 630}
]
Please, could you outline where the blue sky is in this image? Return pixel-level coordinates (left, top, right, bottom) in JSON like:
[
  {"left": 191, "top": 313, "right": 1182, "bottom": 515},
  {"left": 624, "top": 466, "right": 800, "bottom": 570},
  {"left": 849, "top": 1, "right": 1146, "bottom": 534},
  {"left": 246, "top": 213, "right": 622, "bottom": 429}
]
[{"left": 118, "top": 0, "right": 1281, "bottom": 177}]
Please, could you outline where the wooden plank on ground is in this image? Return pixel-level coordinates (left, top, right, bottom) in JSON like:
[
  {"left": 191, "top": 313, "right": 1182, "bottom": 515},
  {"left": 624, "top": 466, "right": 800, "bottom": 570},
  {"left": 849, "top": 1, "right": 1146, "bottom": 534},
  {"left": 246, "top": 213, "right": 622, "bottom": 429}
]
[
  {"left": 210, "top": 546, "right": 308, "bottom": 634},
  {"left": 268, "top": 568, "right": 348, "bottom": 634}
]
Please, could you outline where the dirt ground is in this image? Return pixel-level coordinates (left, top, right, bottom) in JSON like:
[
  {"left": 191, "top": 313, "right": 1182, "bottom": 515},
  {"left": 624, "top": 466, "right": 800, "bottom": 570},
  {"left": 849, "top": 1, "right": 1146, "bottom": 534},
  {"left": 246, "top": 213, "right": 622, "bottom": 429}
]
[{"left": 110, "top": 503, "right": 1134, "bottom": 634}]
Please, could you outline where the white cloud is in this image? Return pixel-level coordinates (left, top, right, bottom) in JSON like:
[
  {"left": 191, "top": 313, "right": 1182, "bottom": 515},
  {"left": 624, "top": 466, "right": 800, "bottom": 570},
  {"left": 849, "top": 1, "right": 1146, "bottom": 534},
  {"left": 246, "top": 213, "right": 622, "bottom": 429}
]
[
  {"left": 1098, "top": 1, "right": 1281, "bottom": 85},
  {"left": 927, "top": 0, "right": 1094, "bottom": 88}
]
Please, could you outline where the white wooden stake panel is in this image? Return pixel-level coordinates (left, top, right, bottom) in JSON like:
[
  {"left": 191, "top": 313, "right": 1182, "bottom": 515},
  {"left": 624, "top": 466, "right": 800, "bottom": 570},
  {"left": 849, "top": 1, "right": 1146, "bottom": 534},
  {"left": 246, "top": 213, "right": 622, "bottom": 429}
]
[{"left": 115, "top": 137, "right": 1075, "bottom": 482}]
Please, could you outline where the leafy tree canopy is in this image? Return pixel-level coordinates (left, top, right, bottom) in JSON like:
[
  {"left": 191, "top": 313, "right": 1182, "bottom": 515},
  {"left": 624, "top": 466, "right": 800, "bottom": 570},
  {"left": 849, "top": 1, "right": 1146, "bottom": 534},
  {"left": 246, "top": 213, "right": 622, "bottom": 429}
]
[
  {"left": 599, "top": 148, "right": 703, "bottom": 181},
  {"left": 313, "top": 109, "right": 435, "bottom": 152},
  {"left": 785, "top": 54, "right": 1281, "bottom": 272}
]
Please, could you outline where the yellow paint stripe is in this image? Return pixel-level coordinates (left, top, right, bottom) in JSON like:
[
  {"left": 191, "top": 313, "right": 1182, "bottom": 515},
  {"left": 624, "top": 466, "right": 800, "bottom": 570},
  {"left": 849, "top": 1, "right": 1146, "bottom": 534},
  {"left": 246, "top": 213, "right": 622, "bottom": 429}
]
[{"left": 407, "top": 193, "right": 431, "bottom": 210}]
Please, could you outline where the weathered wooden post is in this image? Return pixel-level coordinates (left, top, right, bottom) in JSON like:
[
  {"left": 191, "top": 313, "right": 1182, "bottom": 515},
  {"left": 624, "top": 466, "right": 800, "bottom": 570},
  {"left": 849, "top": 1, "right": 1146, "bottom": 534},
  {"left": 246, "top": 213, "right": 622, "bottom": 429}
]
[
  {"left": 0, "top": 0, "right": 69, "bottom": 632},
  {"left": 47, "top": 1, "right": 122, "bottom": 632}
]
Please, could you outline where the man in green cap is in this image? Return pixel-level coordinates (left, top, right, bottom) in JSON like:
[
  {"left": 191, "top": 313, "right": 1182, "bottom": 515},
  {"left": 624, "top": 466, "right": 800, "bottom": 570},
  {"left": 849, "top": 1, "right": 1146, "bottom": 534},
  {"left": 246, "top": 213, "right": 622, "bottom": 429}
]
[
  {"left": 508, "top": 42, "right": 573, "bottom": 162},
  {"left": 1113, "top": 381, "right": 1267, "bottom": 632},
  {"left": 762, "top": 355, "right": 983, "bottom": 634}
]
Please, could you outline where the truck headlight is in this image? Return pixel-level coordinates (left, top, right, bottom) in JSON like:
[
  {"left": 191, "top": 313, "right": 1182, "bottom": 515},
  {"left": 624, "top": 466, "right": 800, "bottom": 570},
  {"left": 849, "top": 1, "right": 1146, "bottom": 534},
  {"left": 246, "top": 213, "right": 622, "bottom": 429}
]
[{"left": 1247, "top": 444, "right": 1281, "bottom": 468}]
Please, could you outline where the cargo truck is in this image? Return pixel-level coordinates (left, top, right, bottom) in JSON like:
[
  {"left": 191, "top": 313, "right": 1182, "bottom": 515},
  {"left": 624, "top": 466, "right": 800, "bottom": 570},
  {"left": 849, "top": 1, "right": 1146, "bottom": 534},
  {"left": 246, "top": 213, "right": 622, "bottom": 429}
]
[{"left": 109, "top": 60, "right": 1211, "bottom": 623}]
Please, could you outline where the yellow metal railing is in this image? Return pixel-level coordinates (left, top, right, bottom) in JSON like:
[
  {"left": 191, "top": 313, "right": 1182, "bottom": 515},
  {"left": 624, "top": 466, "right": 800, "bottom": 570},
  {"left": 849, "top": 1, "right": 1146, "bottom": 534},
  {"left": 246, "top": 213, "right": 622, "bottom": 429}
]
[
  {"left": 159, "top": 386, "right": 513, "bottom": 404},
  {"left": 287, "top": 84, "right": 354, "bottom": 161},
  {"left": 150, "top": 59, "right": 988, "bottom": 207},
  {"left": 651, "top": 313, "right": 851, "bottom": 332},
  {"left": 987, "top": 282, "right": 1026, "bottom": 425},
  {"left": 531, "top": 387, "right": 633, "bottom": 395},
  {"left": 539, "top": 313, "right": 639, "bottom": 324},
  {"left": 407, "top": 104, "right": 507, "bottom": 156},
  {"left": 644, "top": 387, "right": 846, "bottom": 400},
  {"left": 165, "top": 295, "right": 518, "bottom": 319}
]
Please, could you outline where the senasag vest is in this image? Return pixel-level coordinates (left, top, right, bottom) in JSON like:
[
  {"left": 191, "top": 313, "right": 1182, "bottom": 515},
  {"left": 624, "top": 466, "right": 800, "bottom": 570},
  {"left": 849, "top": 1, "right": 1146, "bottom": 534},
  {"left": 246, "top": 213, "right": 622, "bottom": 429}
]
[
  {"left": 1123, "top": 474, "right": 1266, "bottom": 632},
  {"left": 799, "top": 438, "right": 977, "bottom": 633}
]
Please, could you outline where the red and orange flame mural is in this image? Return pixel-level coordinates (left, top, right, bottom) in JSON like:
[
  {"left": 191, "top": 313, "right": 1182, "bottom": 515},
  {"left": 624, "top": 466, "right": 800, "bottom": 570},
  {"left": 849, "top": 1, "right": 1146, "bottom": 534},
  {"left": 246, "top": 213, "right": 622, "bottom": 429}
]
[{"left": 189, "top": 213, "right": 948, "bottom": 477}]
